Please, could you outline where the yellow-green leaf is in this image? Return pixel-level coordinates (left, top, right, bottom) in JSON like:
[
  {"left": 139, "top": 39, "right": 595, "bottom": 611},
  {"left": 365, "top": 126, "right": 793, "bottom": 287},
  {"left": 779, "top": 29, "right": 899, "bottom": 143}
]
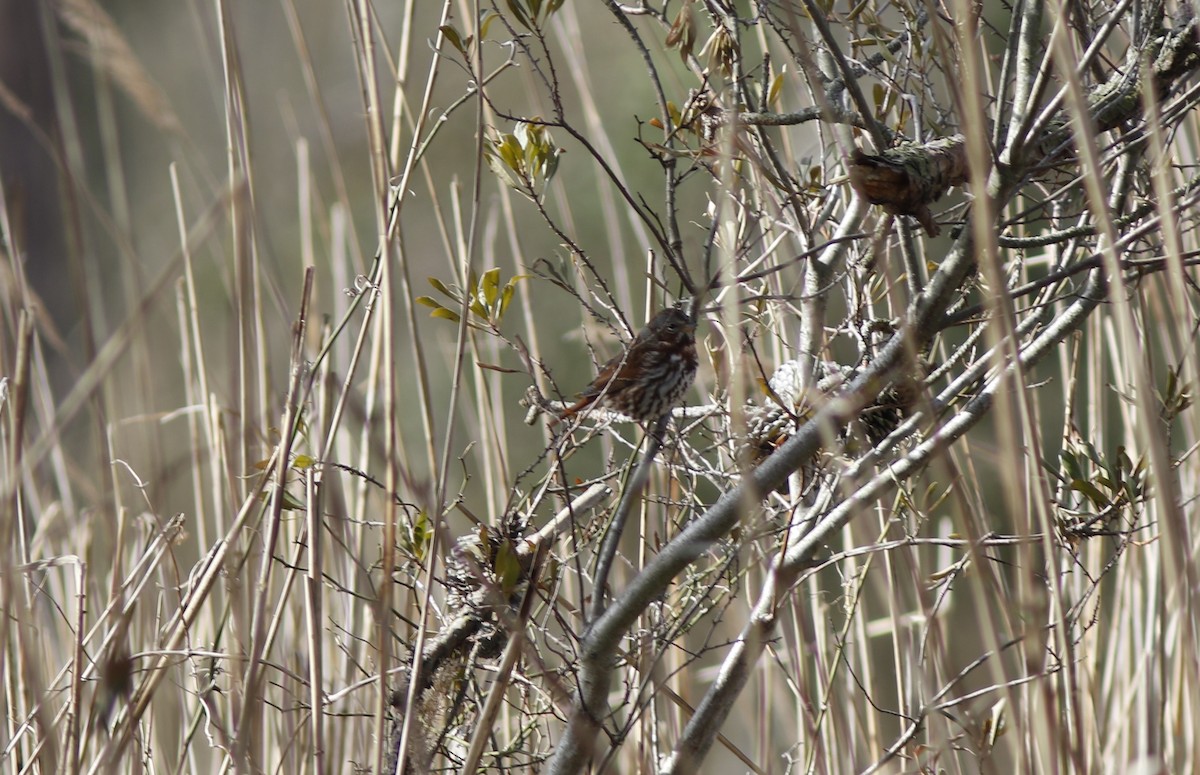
[
  {"left": 428, "top": 276, "right": 456, "bottom": 299},
  {"left": 1071, "top": 479, "right": 1109, "bottom": 510},
  {"left": 494, "top": 539, "right": 522, "bottom": 595},
  {"left": 279, "top": 488, "right": 306, "bottom": 511},
  {"left": 479, "top": 10, "right": 498, "bottom": 40},
  {"left": 499, "top": 285, "right": 515, "bottom": 318},
  {"left": 497, "top": 136, "right": 521, "bottom": 170},
  {"left": 439, "top": 24, "right": 464, "bottom": 55},
  {"left": 480, "top": 268, "right": 501, "bottom": 308},
  {"left": 404, "top": 512, "right": 431, "bottom": 562},
  {"left": 768, "top": 67, "right": 786, "bottom": 106},
  {"left": 485, "top": 152, "right": 522, "bottom": 189},
  {"left": 667, "top": 101, "right": 682, "bottom": 128}
]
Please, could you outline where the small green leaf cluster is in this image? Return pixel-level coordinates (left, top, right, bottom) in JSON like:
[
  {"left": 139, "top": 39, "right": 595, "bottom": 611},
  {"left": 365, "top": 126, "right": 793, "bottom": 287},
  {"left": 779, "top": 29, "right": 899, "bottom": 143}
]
[
  {"left": 401, "top": 511, "right": 433, "bottom": 563},
  {"left": 416, "top": 268, "right": 528, "bottom": 328},
  {"left": 1055, "top": 440, "right": 1148, "bottom": 520},
  {"left": 459, "top": 526, "right": 525, "bottom": 598},
  {"left": 504, "top": 0, "right": 565, "bottom": 31},
  {"left": 1161, "top": 369, "right": 1193, "bottom": 423},
  {"left": 438, "top": 10, "right": 500, "bottom": 57},
  {"left": 484, "top": 121, "right": 561, "bottom": 200}
]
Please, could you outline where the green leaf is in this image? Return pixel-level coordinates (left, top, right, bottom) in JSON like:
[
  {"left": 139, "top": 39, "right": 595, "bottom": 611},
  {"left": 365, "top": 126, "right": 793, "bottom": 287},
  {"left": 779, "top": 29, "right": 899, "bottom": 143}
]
[
  {"left": 1060, "top": 450, "right": 1082, "bottom": 482},
  {"left": 292, "top": 454, "right": 315, "bottom": 470},
  {"left": 666, "top": 101, "right": 682, "bottom": 129},
  {"left": 479, "top": 9, "right": 498, "bottom": 40},
  {"left": 428, "top": 276, "right": 457, "bottom": 300},
  {"left": 480, "top": 268, "right": 501, "bottom": 309},
  {"left": 524, "top": 134, "right": 540, "bottom": 170},
  {"left": 462, "top": 269, "right": 484, "bottom": 316},
  {"left": 494, "top": 539, "right": 522, "bottom": 595},
  {"left": 1071, "top": 479, "right": 1110, "bottom": 510},
  {"left": 485, "top": 152, "right": 522, "bottom": 189},
  {"left": 439, "top": 24, "right": 465, "bottom": 55},
  {"left": 415, "top": 296, "right": 442, "bottom": 308},
  {"left": 768, "top": 67, "right": 786, "bottom": 107},
  {"left": 499, "top": 283, "right": 516, "bottom": 318},
  {"left": 497, "top": 136, "right": 521, "bottom": 170},
  {"left": 499, "top": 275, "right": 527, "bottom": 317},
  {"left": 1118, "top": 446, "right": 1133, "bottom": 474},
  {"left": 1124, "top": 476, "right": 1141, "bottom": 503},
  {"left": 405, "top": 512, "right": 431, "bottom": 562},
  {"left": 279, "top": 487, "right": 306, "bottom": 511},
  {"left": 430, "top": 307, "right": 461, "bottom": 322},
  {"left": 506, "top": 0, "right": 530, "bottom": 30}
]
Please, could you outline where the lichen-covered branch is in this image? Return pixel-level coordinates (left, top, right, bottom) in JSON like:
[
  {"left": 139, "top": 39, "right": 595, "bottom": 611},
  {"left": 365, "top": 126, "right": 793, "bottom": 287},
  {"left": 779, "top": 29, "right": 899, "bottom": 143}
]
[{"left": 847, "top": 11, "right": 1200, "bottom": 235}]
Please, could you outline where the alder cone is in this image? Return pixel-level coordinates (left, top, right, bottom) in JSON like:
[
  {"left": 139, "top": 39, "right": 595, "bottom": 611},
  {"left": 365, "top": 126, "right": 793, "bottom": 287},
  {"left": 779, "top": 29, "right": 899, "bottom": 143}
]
[{"left": 558, "top": 306, "right": 698, "bottom": 424}]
